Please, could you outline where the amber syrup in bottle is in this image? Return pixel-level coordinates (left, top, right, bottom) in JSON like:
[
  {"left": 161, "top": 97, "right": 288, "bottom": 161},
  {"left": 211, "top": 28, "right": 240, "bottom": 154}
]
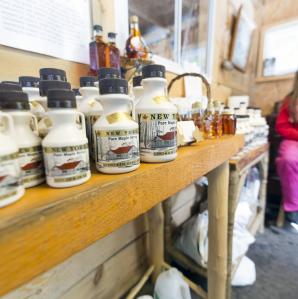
[
  {"left": 203, "top": 101, "right": 215, "bottom": 139},
  {"left": 212, "top": 101, "right": 223, "bottom": 138},
  {"left": 222, "top": 106, "right": 236, "bottom": 135},
  {"left": 89, "top": 25, "right": 107, "bottom": 76},
  {"left": 125, "top": 15, "right": 149, "bottom": 59},
  {"left": 192, "top": 101, "right": 204, "bottom": 131},
  {"left": 106, "top": 32, "right": 120, "bottom": 70}
]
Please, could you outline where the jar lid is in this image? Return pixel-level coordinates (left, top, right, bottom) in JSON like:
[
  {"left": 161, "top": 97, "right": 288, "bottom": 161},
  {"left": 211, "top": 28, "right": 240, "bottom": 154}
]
[
  {"left": 99, "top": 78, "right": 128, "bottom": 95},
  {"left": 80, "top": 76, "right": 97, "bottom": 87},
  {"left": 0, "top": 82, "right": 22, "bottom": 92},
  {"left": 133, "top": 75, "right": 142, "bottom": 87},
  {"left": 98, "top": 67, "right": 121, "bottom": 80},
  {"left": 93, "top": 24, "right": 103, "bottom": 31},
  {"left": 47, "top": 89, "right": 76, "bottom": 109},
  {"left": 108, "top": 32, "right": 116, "bottom": 38},
  {"left": 19, "top": 76, "right": 39, "bottom": 87},
  {"left": 39, "top": 80, "right": 71, "bottom": 96},
  {"left": 1, "top": 81, "right": 20, "bottom": 85},
  {"left": 142, "top": 64, "right": 165, "bottom": 79},
  {"left": 0, "top": 91, "right": 30, "bottom": 110},
  {"left": 39, "top": 68, "right": 67, "bottom": 81}
]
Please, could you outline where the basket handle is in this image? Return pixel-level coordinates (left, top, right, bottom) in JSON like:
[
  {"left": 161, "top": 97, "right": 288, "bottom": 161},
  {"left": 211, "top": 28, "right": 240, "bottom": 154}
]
[{"left": 167, "top": 72, "right": 211, "bottom": 103}]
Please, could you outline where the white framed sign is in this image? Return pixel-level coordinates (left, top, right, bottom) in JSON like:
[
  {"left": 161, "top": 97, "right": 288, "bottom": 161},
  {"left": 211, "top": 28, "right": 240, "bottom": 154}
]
[{"left": 0, "top": 0, "right": 91, "bottom": 64}]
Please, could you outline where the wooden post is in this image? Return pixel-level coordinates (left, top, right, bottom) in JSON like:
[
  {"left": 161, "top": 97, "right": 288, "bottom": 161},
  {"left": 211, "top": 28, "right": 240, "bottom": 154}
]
[
  {"left": 258, "top": 153, "right": 269, "bottom": 233},
  {"left": 148, "top": 203, "right": 165, "bottom": 282},
  {"left": 207, "top": 161, "right": 229, "bottom": 299}
]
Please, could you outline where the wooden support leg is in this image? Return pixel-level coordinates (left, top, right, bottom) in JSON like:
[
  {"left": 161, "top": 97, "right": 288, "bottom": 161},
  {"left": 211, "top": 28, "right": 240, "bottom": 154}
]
[
  {"left": 226, "top": 169, "right": 247, "bottom": 299},
  {"left": 259, "top": 153, "right": 269, "bottom": 233},
  {"left": 148, "top": 203, "right": 165, "bottom": 282},
  {"left": 207, "top": 161, "right": 229, "bottom": 299}
]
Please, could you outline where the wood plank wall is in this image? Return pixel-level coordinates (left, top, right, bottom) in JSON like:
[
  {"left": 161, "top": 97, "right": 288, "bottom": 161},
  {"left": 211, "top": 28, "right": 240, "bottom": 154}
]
[{"left": 250, "top": 0, "right": 298, "bottom": 115}]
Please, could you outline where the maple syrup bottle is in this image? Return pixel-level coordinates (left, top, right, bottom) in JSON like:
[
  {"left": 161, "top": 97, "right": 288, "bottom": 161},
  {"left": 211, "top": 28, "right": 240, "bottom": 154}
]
[
  {"left": 106, "top": 32, "right": 120, "bottom": 70},
  {"left": 135, "top": 64, "right": 178, "bottom": 163},
  {"left": 212, "top": 101, "right": 223, "bottom": 138},
  {"left": 0, "top": 91, "right": 44, "bottom": 188},
  {"left": 93, "top": 78, "right": 139, "bottom": 174},
  {"left": 191, "top": 101, "right": 203, "bottom": 131},
  {"left": 203, "top": 101, "right": 214, "bottom": 139},
  {"left": 126, "top": 15, "right": 149, "bottom": 59},
  {"left": 89, "top": 25, "right": 107, "bottom": 76},
  {"left": 42, "top": 89, "right": 91, "bottom": 188},
  {"left": 222, "top": 106, "right": 236, "bottom": 135}
]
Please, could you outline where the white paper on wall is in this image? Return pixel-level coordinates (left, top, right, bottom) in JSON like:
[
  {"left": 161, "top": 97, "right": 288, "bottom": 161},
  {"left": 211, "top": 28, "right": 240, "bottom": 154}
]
[{"left": 0, "top": 0, "right": 91, "bottom": 64}]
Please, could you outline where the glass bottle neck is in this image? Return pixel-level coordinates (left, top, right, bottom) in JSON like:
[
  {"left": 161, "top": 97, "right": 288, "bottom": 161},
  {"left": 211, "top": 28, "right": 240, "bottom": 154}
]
[{"left": 130, "top": 22, "right": 141, "bottom": 36}]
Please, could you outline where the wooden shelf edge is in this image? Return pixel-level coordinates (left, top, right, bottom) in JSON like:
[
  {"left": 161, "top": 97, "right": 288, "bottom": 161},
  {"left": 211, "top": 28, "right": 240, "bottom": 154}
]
[{"left": 0, "top": 135, "right": 243, "bottom": 296}]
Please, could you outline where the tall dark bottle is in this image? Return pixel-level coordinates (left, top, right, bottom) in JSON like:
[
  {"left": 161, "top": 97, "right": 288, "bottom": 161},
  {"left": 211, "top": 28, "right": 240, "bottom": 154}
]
[{"left": 89, "top": 25, "right": 107, "bottom": 76}]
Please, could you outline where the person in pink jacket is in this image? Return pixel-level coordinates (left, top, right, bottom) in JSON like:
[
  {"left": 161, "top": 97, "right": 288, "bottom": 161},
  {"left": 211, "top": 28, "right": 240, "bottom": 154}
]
[{"left": 276, "top": 71, "right": 298, "bottom": 233}]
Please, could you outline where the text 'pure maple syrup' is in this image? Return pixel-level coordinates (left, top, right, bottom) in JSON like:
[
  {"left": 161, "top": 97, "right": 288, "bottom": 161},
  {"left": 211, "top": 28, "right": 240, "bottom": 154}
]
[{"left": 126, "top": 15, "right": 149, "bottom": 59}]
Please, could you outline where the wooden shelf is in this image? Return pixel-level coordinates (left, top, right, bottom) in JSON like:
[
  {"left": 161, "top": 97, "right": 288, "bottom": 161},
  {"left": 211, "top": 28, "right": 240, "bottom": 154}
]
[
  {"left": 229, "top": 143, "right": 269, "bottom": 171},
  {"left": 0, "top": 135, "right": 243, "bottom": 296}
]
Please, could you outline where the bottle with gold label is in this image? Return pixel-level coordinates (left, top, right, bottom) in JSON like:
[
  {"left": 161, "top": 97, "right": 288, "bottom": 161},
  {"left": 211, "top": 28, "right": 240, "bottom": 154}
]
[
  {"left": 19, "top": 76, "right": 45, "bottom": 120},
  {"left": 0, "top": 111, "right": 24, "bottom": 207},
  {"left": 126, "top": 15, "right": 149, "bottom": 59},
  {"left": 42, "top": 89, "right": 91, "bottom": 188},
  {"left": 135, "top": 64, "right": 178, "bottom": 162},
  {"left": 0, "top": 91, "right": 44, "bottom": 188},
  {"left": 78, "top": 76, "right": 103, "bottom": 159},
  {"left": 93, "top": 78, "right": 139, "bottom": 174}
]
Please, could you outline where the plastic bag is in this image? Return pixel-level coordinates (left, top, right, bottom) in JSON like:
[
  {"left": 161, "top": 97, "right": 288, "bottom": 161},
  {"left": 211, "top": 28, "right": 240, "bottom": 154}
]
[
  {"left": 175, "top": 211, "right": 208, "bottom": 268},
  {"left": 232, "top": 256, "right": 256, "bottom": 286}
]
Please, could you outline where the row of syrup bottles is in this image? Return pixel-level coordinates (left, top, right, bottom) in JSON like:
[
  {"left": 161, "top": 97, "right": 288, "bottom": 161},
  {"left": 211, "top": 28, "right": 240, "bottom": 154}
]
[{"left": 0, "top": 64, "right": 178, "bottom": 207}]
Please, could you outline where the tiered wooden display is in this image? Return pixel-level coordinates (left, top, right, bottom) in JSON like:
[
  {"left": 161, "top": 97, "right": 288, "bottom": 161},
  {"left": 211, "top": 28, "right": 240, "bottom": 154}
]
[
  {"left": 163, "top": 143, "right": 269, "bottom": 299},
  {"left": 0, "top": 136, "right": 243, "bottom": 299}
]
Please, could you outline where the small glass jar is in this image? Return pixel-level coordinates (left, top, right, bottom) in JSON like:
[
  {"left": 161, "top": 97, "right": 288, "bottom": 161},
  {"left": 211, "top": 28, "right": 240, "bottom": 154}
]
[{"left": 222, "top": 106, "right": 236, "bottom": 135}]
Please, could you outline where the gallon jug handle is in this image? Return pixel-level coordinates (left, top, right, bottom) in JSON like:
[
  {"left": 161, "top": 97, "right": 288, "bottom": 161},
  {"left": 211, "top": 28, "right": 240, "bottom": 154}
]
[
  {"left": 0, "top": 112, "right": 15, "bottom": 137},
  {"left": 31, "top": 114, "right": 39, "bottom": 136},
  {"left": 76, "top": 111, "right": 86, "bottom": 134}
]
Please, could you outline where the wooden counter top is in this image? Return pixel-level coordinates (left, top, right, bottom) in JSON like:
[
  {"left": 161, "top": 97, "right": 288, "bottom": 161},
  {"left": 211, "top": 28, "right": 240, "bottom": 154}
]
[{"left": 0, "top": 135, "right": 243, "bottom": 296}]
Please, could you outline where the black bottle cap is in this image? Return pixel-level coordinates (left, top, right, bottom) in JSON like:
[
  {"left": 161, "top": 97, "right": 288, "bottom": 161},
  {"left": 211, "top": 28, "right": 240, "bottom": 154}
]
[
  {"left": 93, "top": 24, "right": 103, "bottom": 31},
  {"left": 47, "top": 89, "right": 76, "bottom": 109},
  {"left": 254, "top": 108, "right": 261, "bottom": 110},
  {"left": 80, "top": 76, "right": 97, "bottom": 87},
  {"left": 39, "top": 80, "right": 71, "bottom": 96},
  {"left": 98, "top": 67, "right": 121, "bottom": 80},
  {"left": 0, "top": 83, "right": 22, "bottom": 92},
  {"left": 142, "top": 64, "right": 166, "bottom": 79},
  {"left": 99, "top": 78, "right": 128, "bottom": 95},
  {"left": 39, "top": 68, "right": 67, "bottom": 81},
  {"left": 108, "top": 32, "right": 116, "bottom": 38},
  {"left": 72, "top": 88, "right": 81, "bottom": 96},
  {"left": 19, "top": 76, "right": 40, "bottom": 87},
  {"left": 133, "top": 75, "right": 142, "bottom": 87},
  {"left": 224, "top": 106, "right": 230, "bottom": 109},
  {"left": 0, "top": 91, "right": 30, "bottom": 110}
]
